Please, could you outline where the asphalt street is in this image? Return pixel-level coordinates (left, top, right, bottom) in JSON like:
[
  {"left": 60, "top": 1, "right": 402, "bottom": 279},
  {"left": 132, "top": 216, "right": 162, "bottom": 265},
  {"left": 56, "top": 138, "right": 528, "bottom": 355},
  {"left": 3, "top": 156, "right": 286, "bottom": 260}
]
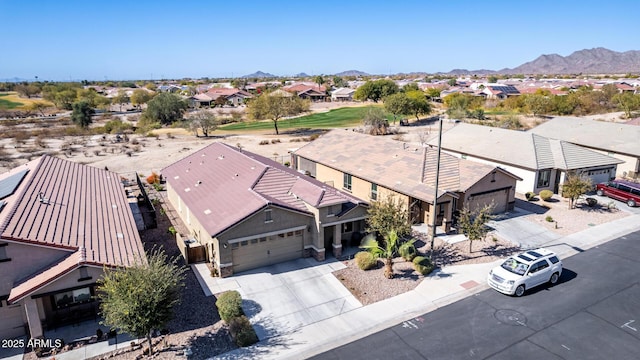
[{"left": 312, "top": 230, "right": 640, "bottom": 360}]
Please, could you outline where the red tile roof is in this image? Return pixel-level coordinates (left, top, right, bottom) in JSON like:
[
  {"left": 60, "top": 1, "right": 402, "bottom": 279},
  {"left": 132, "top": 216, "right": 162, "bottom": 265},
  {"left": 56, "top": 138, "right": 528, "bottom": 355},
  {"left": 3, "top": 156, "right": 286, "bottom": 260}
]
[
  {"left": 1, "top": 156, "right": 145, "bottom": 303},
  {"left": 162, "top": 143, "right": 365, "bottom": 238}
]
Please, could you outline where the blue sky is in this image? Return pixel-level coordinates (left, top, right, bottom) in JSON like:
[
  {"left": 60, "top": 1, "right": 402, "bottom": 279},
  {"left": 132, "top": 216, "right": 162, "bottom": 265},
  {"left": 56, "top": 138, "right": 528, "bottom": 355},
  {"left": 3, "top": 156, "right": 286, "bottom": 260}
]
[{"left": 1, "top": 0, "right": 638, "bottom": 81}]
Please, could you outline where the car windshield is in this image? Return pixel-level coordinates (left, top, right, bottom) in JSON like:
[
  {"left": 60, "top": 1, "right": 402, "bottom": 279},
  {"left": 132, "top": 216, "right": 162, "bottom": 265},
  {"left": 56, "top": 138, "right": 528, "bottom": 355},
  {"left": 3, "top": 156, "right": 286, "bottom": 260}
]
[{"left": 501, "top": 257, "right": 529, "bottom": 275}]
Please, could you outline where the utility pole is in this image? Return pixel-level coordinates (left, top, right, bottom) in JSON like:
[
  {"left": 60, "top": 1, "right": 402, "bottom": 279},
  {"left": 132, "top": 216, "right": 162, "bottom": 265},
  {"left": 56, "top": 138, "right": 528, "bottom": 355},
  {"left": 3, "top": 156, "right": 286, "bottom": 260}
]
[{"left": 429, "top": 116, "right": 443, "bottom": 261}]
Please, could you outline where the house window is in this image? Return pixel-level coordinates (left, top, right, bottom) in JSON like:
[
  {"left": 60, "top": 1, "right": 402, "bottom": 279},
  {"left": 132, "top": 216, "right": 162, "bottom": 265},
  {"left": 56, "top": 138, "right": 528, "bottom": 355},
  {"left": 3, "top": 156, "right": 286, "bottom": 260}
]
[
  {"left": 264, "top": 209, "right": 273, "bottom": 223},
  {"left": 53, "top": 287, "right": 93, "bottom": 309},
  {"left": 342, "top": 222, "right": 353, "bottom": 233},
  {"left": 371, "top": 184, "right": 378, "bottom": 200},
  {"left": 343, "top": 173, "right": 352, "bottom": 191},
  {"left": 438, "top": 204, "right": 445, "bottom": 216},
  {"left": 537, "top": 170, "right": 551, "bottom": 188},
  {"left": 0, "top": 243, "right": 9, "bottom": 263}
]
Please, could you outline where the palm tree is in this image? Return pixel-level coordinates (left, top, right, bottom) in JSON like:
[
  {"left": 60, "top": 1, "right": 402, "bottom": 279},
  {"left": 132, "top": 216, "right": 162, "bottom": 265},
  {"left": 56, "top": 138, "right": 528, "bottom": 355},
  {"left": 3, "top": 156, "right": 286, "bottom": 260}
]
[{"left": 360, "top": 230, "right": 414, "bottom": 279}]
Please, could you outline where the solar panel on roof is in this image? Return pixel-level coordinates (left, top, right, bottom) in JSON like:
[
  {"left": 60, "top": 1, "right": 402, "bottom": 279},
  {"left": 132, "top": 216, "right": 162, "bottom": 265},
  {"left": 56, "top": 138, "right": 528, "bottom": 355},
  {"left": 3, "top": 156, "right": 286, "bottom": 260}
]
[{"left": 0, "top": 169, "right": 29, "bottom": 200}]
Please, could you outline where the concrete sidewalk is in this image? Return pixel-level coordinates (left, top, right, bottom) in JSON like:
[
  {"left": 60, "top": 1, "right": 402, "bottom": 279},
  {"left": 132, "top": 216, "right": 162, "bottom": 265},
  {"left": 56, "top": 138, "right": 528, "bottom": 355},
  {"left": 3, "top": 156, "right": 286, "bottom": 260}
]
[{"left": 212, "top": 213, "right": 640, "bottom": 360}]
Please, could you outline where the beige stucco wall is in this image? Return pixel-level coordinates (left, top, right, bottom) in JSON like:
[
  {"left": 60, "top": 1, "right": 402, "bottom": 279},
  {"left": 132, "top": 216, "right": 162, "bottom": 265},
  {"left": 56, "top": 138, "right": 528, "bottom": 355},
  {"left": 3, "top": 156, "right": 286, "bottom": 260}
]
[
  {"left": 0, "top": 242, "right": 71, "bottom": 296},
  {"left": 462, "top": 169, "right": 518, "bottom": 211},
  {"left": 214, "top": 206, "right": 313, "bottom": 268}
]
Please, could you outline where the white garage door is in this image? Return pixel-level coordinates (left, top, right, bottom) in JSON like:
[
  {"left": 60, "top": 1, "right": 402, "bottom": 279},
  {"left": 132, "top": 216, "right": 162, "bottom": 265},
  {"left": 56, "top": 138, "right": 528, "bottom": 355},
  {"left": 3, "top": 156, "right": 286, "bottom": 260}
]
[
  {"left": 0, "top": 302, "right": 26, "bottom": 339},
  {"left": 467, "top": 189, "right": 508, "bottom": 214},
  {"left": 586, "top": 168, "right": 614, "bottom": 187},
  {"left": 231, "top": 230, "right": 303, "bottom": 273}
]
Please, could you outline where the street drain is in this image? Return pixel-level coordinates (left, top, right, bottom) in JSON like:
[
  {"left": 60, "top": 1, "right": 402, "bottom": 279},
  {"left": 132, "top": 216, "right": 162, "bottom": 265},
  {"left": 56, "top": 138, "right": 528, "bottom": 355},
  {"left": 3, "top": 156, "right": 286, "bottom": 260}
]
[{"left": 494, "top": 309, "right": 527, "bottom": 326}]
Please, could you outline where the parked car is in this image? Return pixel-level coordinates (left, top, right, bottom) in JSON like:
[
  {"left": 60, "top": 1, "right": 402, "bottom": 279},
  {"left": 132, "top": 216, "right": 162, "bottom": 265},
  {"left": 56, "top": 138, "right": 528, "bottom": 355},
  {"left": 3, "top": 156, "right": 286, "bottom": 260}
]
[
  {"left": 596, "top": 179, "right": 640, "bottom": 207},
  {"left": 488, "top": 248, "right": 562, "bottom": 297}
]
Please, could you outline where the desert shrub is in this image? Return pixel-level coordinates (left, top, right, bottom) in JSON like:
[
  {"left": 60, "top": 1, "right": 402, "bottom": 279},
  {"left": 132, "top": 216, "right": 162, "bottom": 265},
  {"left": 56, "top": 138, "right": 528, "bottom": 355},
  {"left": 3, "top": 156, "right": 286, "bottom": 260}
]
[
  {"left": 545, "top": 216, "right": 554, "bottom": 222},
  {"left": 104, "top": 118, "right": 133, "bottom": 134},
  {"left": 259, "top": 140, "right": 269, "bottom": 145},
  {"left": 270, "top": 139, "right": 280, "bottom": 144},
  {"left": 355, "top": 251, "right": 378, "bottom": 270},
  {"left": 284, "top": 161, "right": 290, "bottom": 167},
  {"left": 525, "top": 192, "right": 537, "bottom": 201},
  {"left": 586, "top": 197, "right": 597, "bottom": 207},
  {"left": 229, "top": 315, "right": 258, "bottom": 347},
  {"left": 34, "top": 135, "right": 47, "bottom": 148},
  {"left": 539, "top": 190, "right": 553, "bottom": 201},
  {"left": 308, "top": 133, "right": 320, "bottom": 141},
  {"left": 146, "top": 172, "right": 160, "bottom": 184},
  {"left": 399, "top": 242, "right": 417, "bottom": 261},
  {"left": 413, "top": 256, "right": 434, "bottom": 275},
  {"left": 216, "top": 290, "right": 244, "bottom": 322}
]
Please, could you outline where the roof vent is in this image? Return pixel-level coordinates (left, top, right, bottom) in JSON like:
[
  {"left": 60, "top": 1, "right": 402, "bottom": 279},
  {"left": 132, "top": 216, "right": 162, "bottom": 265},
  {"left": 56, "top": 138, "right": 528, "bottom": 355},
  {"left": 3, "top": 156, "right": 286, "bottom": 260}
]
[
  {"left": 204, "top": 209, "right": 212, "bottom": 215},
  {"left": 218, "top": 155, "right": 225, "bottom": 160},
  {"left": 185, "top": 187, "right": 191, "bottom": 192},
  {"left": 195, "top": 180, "right": 202, "bottom": 186},
  {"left": 39, "top": 192, "right": 50, "bottom": 205}
]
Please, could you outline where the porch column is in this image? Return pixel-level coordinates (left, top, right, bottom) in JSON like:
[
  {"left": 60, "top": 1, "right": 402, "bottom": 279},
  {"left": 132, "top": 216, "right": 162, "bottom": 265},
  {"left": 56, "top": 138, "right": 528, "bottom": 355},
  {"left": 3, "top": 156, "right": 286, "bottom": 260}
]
[
  {"left": 332, "top": 224, "right": 342, "bottom": 258},
  {"left": 24, "top": 297, "right": 43, "bottom": 339}
]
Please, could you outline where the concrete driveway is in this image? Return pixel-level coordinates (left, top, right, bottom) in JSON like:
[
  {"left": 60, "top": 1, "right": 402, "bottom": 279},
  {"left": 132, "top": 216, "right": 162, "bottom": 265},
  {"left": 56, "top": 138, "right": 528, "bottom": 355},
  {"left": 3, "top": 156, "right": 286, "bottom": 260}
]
[
  {"left": 590, "top": 193, "right": 640, "bottom": 215},
  {"left": 192, "top": 257, "right": 362, "bottom": 340},
  {"left": 488, "top": 206, "right": 561, "bottom": 249}
]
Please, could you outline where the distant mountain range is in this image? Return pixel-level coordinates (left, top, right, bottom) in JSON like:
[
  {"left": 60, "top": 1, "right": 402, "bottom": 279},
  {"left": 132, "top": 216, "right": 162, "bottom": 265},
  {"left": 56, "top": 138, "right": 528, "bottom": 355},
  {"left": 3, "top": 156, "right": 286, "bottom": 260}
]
[
  {"left": 445, "top": 48, "right": 640, "bottom": 75},
  {"left": 241, "top": 69, "right": 371, "bottom": 79}
]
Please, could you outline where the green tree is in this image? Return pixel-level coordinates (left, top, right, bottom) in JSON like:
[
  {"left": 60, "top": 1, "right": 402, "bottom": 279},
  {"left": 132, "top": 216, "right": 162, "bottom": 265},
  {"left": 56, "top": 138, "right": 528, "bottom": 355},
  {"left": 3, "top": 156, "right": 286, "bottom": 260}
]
[
  {"left": 406, "top": 90, "right": 431, "bottom": 121},
  {"left": 186, "top": 109, "right": 219, "bottom": 137},
  {"left": 332, "top": 76, "right": 347, "bottom": 88},
  {"left": 246, "top": 92, "right": 310, "bottom": 134},
  {"left": 524, "top": 93, "right": 552, "bottom": 117},
  {"left": 362, "top": 107, "right": 389, "bottom": 135},
  {"left": 354, "top": 79, "right": 399, "bottom": 102},
  {"left": 360, "top": 230, "right": 414, "bottom": 279},
  {"left": 401, "top": 82, "right": 420, "bottom": 92},
  {"left": 457, "top": 203, "right": 495, "bottom": 252},
  {"left": 366, "top": 195, "right": 411, "bottom": 238},
  {"left": 54, "top": 89, "right": 79, "bottom": 110},
  {"left": 314, "top": 75, "right": 325, "bottom": 91},
  {"left": 27, "top": 101, "right": 51, "bottom": 116},
  {"left": 70, "top": 100, "right": 94, "bottom": 128},
  {"left": 97, "top": 248, "right": 186, "bottom": 355},
  {"left": 113, "top": 90, "right": 130, "bottom": 112},
  {"left": 14, "top": 84, "right": 40, "bottom": 98},
  {"left": 561, "top": 174, "right": 592, "bottom": 209},
  {"left": 447, "top": 78, "right": 457, "bottom": 87},
  {"left": 425, "top": 87, "right": 441, "bottom": 100},
  {"left": 142, "top": 92, "right": 188, "bottom": 125},
  {"left": 487, "top": 75, "right": 498, "bottom": 84},
  {"left": 612, "top": 92, "right": 640, "bottom": 118},
  {"left": 384, "top": 92, "right": 412, "bottom": 123},
  {"left": 131, "top": 89, "right": 154, "bottom": 110}
]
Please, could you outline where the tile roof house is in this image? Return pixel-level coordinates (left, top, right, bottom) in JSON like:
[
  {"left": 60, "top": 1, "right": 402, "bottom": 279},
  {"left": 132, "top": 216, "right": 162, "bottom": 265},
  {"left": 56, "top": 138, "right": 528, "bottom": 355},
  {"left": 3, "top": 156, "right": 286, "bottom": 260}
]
[
  {"left": 530, "top": 117, "right": 640, "bottom": 180},
  {"left": 283, "top": 83, "right": 327, "bottom": 101},
  {"left": 0, "top": 156, "right": 145, "bottom": 340},
  {"left": 162, "top": 143, "right": 367, "bottom": 277},
  {"left": 331, "top": 87, "right": 356, "bottom": 102},
  {"left": 197, "top": 88, "right": 253, "bottom": 107},
  {"left": 428, "top": 123, "right": 623, "bottom": 194},
  {"left": 292, "top": 130, "right": 521, "bottom": 234},
  {"left": 481, "top": 85, "right": 520, "bottom": 100}
]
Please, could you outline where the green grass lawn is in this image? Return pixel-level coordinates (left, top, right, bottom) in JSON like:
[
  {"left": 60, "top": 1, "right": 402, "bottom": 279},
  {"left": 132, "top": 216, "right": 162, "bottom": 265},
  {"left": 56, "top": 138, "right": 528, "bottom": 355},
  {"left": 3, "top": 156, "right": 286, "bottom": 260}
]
[
  {"left": 220, "top": 105, "right": 389, "bottom": 132},
  {"left": 0, "top": 93, "right": 24, "bottom": 109}
]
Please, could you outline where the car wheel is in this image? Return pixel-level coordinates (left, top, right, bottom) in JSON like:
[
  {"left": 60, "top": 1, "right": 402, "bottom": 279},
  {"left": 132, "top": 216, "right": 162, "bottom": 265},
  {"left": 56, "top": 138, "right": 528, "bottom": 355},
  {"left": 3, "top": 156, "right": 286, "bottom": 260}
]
[
  {"left": 514, "top": 285, "right": 525, "bottom": 297},
  {"left": 549, "top": 272, "right": 559, "bottom": 285},
  {"left": 628, "top": 199, "right": 636, "bottom": 207},
  {"left": 596, "top": 190, "right": 604, "bottom": 196}
]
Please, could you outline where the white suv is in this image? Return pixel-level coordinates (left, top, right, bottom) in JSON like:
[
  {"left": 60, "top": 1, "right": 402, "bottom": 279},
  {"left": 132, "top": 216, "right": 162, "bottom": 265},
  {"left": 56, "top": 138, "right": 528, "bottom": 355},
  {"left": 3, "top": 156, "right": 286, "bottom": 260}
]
[{"left": 488, "top": 248, "right": 563, "bottom": 297}]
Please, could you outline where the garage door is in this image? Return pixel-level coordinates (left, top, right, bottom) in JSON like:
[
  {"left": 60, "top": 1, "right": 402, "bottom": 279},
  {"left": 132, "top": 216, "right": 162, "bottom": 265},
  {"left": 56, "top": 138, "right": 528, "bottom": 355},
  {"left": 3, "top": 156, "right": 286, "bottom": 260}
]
[
  {"left": 0, "top": 302, "right": 26, "bottom": 339},
  {"left": 231, "top": 230, "right": 303, "bottom": 273},
  {"left": 467, "top": 189, "right": 508, "bottom": 214},
  {"left": 586, "top": 168, "right": 613, "bottom": 187}
]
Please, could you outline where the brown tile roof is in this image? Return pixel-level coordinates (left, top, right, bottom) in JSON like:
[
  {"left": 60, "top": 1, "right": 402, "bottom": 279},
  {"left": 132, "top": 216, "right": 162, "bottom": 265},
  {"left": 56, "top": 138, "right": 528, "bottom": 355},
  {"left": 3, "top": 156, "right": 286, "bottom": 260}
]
[
  {"left": 1, "top": 156, "right": 145, "bottom": 302},
  {"left": 162, "top": 143, "right": 364, "bottom": 238},
  {"left": 294, "top": 130, "right": 510, "bottom": 202}
]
